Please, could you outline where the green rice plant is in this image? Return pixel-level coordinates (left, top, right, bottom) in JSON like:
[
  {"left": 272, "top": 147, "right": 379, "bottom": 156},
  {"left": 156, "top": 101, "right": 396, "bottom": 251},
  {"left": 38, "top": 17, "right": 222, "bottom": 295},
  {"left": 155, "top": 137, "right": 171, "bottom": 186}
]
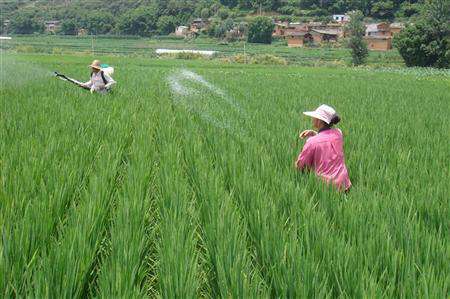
[
  {"left": 0, "top": 69, "right": 120, "bottom": 296},
  {"left": 95, "top": 96, "right": 158, "bottom": 298},
  {"left": 177, "top": 122, "right": 269, "bottom": 298},
  {"left": 150, "top": 101, "right": 200, "bottom": 298}
]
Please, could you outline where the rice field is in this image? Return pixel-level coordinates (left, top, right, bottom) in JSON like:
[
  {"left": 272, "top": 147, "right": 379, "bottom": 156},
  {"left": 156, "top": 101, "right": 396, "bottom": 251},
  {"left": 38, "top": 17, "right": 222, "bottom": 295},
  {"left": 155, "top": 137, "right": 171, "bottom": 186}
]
[
  {"left": 1, "top": 53, "right": 449, "bottom": 298},
  {"left": 1, "top": 35, "right": 403, "bottom": 66}
]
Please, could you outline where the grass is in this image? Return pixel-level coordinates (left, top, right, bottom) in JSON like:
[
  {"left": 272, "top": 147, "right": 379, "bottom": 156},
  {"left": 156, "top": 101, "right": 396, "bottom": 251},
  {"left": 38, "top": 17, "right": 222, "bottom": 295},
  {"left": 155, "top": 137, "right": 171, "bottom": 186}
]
[{"left": 0, "top": 52, "right": 449, "bottom": 298}]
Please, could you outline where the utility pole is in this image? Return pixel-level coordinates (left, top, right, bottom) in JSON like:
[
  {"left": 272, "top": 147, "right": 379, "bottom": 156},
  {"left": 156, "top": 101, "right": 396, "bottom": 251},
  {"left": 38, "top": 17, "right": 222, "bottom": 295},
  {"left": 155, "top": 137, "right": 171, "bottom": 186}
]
[{"left": 91, "top": 35, "right": 94, "bottom": 56}]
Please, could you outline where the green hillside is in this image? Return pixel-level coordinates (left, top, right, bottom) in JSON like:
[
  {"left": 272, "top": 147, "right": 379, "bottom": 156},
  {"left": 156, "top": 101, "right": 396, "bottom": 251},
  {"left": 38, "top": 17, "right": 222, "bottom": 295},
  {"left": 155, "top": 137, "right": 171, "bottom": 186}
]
[{"left": 1, "top": 0, "right": 423, "bottom": 36}]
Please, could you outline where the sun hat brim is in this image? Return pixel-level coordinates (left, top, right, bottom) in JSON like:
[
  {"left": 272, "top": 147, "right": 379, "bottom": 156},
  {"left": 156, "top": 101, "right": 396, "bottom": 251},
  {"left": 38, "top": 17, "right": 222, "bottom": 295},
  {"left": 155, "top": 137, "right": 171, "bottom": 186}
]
[
  {"left": 89, "top": 64, "right": 102, "bottom": 69},
  {"left": 303, "top": 111, "right": 330, "bottom": 124}
]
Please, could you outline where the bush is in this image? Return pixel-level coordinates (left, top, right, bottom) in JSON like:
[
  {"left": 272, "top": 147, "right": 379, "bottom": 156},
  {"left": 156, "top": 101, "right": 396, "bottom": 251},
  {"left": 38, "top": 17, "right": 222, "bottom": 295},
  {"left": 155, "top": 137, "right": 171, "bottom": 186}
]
[
  {"left": 394, "top": 22, "right": 449, "bottom": 68},
  {"left": 84, "top": 12, "right": 114, "bottom": 35},
  {"left": 393, "top": 0, "right": 449, "bottom": 68},
  {"left": 223, "top": 54, "right": 287, "bottom": 65},
  {"left": 247, "top": 16, "right": 274, "bottom": 44},
  {"left": 116, "top": 7, "right": 157, "bottom": 37},
  {"left": 201, "top": 8, "right": 211, "bottom": 19},
  {"left": 157, "top": 16, "right": 177, "bottom": 35},
  {"left": 173, "top": 52, "right": 205, "bottom": 60},
  {"left": 215, "top": 22, "right": 228, "bottom": 39},
  {"left": 58, "top": 19, "right": 79, "bottom": 35},
  {"left": 396, "top": 2, "right": 421, "bottom": 17},
  {"left": 277, "top": 6, "right": 296, "bottom": 15},
  {"left": 371, "top": 0, "right": 395, "bottom": 19},
  {"left": 159, "top": 52, "right": 208, "bottom": 60},
  {"left": 9, "top": 10, "right": 44, "bottom": 34},
  {"left": 215, "top": 18, "right": 234, "bottom": 39},
  {"left": 52, "top": 48, "right": 64, "bottom": 55},
  {"left": 15, "top": 45, "right": 38, "bottom": 53},
  {"left": 276, "top": 15, "right": 293, "bottom": 22},
  {"left": 217, "top": 8, "right": 230, "bottom": 20},
  {"left": 251, "top": 54, "right": 287, "bottom": 65},
  {"left": 206, "top": 20, "right": 220, "bottom": 37},
  {"left": 345, "top": 11, "right": 368, "bottom": 66}
]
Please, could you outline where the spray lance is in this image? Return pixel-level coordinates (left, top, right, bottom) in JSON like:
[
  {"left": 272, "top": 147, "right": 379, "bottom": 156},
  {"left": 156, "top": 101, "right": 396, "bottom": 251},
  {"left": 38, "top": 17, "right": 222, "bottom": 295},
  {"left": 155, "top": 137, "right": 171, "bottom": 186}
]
[{"left": 53, "top": 71, "right": 90, "bottom": 90}]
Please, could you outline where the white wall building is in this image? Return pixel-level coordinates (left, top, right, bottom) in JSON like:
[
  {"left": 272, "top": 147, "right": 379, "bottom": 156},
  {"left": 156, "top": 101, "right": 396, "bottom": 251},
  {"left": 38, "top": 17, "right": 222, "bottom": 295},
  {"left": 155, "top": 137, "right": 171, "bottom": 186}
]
[{"left": 332, "top": 15, "right": 350, "bottom": 23}]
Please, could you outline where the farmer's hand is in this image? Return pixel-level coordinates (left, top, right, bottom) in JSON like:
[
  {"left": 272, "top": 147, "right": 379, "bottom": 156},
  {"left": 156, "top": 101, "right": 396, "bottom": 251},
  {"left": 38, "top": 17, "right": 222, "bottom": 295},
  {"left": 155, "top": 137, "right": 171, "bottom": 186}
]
[{"left": 299, "top": 130, "right": 317, "bottom": 139}]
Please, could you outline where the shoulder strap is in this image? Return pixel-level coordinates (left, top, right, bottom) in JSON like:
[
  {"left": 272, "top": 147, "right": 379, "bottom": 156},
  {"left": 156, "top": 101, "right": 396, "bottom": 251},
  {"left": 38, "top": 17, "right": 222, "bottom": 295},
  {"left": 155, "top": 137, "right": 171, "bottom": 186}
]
[{"left": 100, "top": 71, "right": 108, "bottom": 85}]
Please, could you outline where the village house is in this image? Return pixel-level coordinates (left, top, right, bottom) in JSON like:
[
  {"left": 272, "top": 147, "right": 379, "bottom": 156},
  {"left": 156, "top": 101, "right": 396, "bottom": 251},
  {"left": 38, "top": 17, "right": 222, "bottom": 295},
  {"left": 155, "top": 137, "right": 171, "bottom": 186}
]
[
  {"left": 3, "top": 20, "right": 10, "bottom": 31},
  {"left": 366, "top": 22, "right": 390, "bottom": 37},
  {"left": 272, "top": 19, "right": 402, "bottom": 50},
  {"left": 175, "top": 26, "right": 189, "bottom": 37},
  {"left": 285, "top": 22, "right": 308, "bottom": 35},
  {"left": 364, "top": 36, "right": 392, "bottom": 51},
  {"left": 287, "top": 32, "right": 313, "bottom": 48},
  {"left": 389, "top": 23, "right": 404, "bottom": 35},
  {"left": 332, "top": 14, "right": 350, "bottom": 23},
  {"left": 274, "top": 21, "right": 344, "bottom": 46},
  {"left": 45, "top": 20, "right": 61, "bottom": 33},
  {"left": 309, "top": 22, "right": 345, "bottom": 38},
  {"left": 311, "top": 29, "right": 340, "bottom": 43},
  {"left": 273, "top": 22, "right": 289, "bottom": 37},
  {"left": 78, "top": 28, "right": 88, "bottom": 36},
  {"left": 190, "top": 18, "right": 208, "bottom": 33},
  {"left": 324, "top": 23, "right": 345, "bottom": 38},
  {"left": 364, "top": 22, "right": 401, "bottom": 51}
]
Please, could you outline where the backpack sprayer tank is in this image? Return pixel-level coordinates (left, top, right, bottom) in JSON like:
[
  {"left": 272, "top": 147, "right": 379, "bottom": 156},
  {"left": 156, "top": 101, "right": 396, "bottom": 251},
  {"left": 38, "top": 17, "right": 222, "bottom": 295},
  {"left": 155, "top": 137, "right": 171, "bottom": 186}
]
[{"left": 100, "top": 64, "right": 114, "bottom": 76}]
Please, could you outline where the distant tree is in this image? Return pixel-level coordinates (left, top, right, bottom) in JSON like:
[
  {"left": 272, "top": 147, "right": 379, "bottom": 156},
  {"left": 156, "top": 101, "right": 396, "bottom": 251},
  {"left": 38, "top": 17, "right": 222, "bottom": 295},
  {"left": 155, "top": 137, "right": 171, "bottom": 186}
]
[
  {"left": 223, "top": 18, "right": 235, "bottom": 32},
  {"left": 371, "top": 0, "right": 395, "bottom": 19},
  {"left": 247, "top": 16, "right": 274, "bottom": 44},
  {"left": 84, "top": 12, "right": 114, "bottom": 34},
  {"left": 220, "top": 0, "right": 239, "bottom": 8},
  {"left": 200, "top": 8, "right": 211, "bottom": 19},
  {"left": 215, "top": 22, "right": 228, "bottom": 38},
  {"left": 237, "top": 21, "right": 248, "bottom": 35},
  {"left": 1, "top": 0, "right": 436, "bottom": 34},
  {"left": 9, "top": 10, "right": 44, "bottom": 34},
  {"left": 116, "top": 7, "right": 157, "bottom": 36},
  {"left": 277, "top": 5, "right": 297, "bottom": 15},
  {"left": 58, "top": 19, "right": 79, "bottom": 35},
  {"left": 157, "top": 15, "right": 177, "bottom": 35},
  {"left": 396, "top": 1, "right": 421, "bottom": 17},
  {"left": 206, "top": 19, "right": 220, "bottom": 37},
  {"left": 345, "top": 10, "right": 369, "bottom": 65},
  {"left": 215, "top": 18, "right": 234, "bottom": 38},
  {"left": 394, "top": 0, "right": 449, "bottom": 68},
  {"left": 238, "top": 0, "right": 253, "bottom": 9},
  {"left": 250, "top": 0, "right": 273, "bottom": 13},
  {"left": 217, "top": 8, "right": 230, "bottom": 20}
]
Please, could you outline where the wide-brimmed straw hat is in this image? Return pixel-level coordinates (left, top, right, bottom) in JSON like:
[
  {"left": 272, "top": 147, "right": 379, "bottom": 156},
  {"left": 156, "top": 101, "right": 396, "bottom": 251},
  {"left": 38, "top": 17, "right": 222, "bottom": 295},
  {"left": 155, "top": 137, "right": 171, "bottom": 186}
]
[
  {"left": 89, "top": 60, "right": 102, "bottom": 70},
  {"left": 303, "top": 104, "right": 336, "bottom": 124}
]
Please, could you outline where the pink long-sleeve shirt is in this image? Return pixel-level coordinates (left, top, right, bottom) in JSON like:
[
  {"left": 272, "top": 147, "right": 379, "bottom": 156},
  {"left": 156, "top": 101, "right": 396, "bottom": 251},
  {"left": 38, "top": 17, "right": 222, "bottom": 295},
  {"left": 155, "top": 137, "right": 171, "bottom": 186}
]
[{"left": 296, "top": 128, "right": 351, "bottom": 191}]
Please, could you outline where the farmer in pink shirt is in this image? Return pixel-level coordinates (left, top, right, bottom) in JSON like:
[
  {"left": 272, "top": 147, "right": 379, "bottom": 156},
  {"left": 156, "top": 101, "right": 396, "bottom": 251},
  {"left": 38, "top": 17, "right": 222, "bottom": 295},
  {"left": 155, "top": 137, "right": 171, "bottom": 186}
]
[{"left": 296, "top": 104, "right": 352, "bottom": 192}]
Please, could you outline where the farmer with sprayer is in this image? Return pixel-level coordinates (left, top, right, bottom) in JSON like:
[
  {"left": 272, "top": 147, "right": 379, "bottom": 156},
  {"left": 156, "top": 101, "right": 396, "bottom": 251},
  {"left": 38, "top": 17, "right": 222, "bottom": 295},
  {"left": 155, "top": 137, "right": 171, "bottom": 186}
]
[
  {"left": 296, "top": 104, "right": 352, "bottom": 192},
  {"left": 54, "top": 59, "right": 116, "bottom": 94},
  {"left": 81, "top": 60, "right": 116, "bottom": 94}
]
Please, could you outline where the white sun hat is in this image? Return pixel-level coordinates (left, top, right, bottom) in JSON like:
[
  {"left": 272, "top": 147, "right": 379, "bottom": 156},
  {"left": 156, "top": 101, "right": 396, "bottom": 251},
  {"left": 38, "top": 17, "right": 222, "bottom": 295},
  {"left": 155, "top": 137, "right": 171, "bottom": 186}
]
[{"left": 303, "top": 104, "right": 336, "bottom": 124}]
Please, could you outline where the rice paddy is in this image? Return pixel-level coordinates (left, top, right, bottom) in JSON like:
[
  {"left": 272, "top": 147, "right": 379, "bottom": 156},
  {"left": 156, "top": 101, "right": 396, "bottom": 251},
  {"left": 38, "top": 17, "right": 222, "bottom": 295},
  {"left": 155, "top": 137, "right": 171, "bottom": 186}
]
[{"left": 1, "top": 53, "right": 449, "bottom": 298}]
